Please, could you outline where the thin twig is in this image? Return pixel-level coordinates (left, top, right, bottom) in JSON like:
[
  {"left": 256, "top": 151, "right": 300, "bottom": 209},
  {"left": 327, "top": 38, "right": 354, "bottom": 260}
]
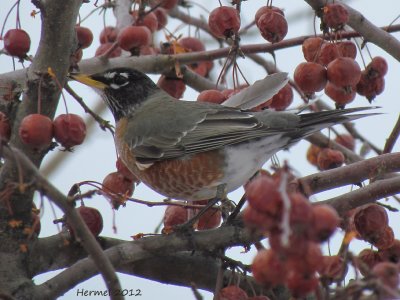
[{"left": 383, "top": 113, "right": 400, "bottom": 153}]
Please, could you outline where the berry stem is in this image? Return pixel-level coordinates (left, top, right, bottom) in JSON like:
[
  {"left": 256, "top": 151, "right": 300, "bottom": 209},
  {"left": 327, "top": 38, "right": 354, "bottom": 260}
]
[
  {"left": 16, "top": 0, "right": 21, "bottom": 29},
  {"left": 0, "top": 1, "right": 18, "bottom": 37}
]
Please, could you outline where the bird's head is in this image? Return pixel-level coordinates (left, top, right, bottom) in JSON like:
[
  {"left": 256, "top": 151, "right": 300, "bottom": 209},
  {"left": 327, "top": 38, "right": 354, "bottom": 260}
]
[{"left": 70, "top": 67, "right": 159, "bottom": 120}]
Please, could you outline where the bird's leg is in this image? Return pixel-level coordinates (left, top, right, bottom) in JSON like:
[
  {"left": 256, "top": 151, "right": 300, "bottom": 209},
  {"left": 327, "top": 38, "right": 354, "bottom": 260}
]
[
  {"left": 225, "top": 193, "right": 247, "bottom": 224},
  {"left": 174, "top": 184, "right": 227, "bottom": 232}
]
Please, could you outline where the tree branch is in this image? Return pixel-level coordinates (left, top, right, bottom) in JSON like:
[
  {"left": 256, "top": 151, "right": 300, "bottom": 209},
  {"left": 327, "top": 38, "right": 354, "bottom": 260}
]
[
  {"left": 297, "top": 152, "right": 400, "bottom": 196},
  {"left": 321, "top": 175, "right": 400, "bottom": 215}
]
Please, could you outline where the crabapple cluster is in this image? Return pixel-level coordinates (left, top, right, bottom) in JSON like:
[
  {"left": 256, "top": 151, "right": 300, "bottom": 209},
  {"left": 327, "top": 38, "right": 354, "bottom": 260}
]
[
  {"left": 243, "top": 172, "right": 341, "bottom": 297},
  {"left": 295, "top": 3, "right": 387, "bottom": 107}
]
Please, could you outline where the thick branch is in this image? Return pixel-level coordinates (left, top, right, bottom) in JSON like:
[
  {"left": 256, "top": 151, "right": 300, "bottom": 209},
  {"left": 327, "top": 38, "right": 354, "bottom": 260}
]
[
  {"left": 298, "top": 152, "right": 400, "bottom": 195},
  {"left": 2, "top": 146, "right": 122, "bottom": 300},
  {"left": 321, "top": 175, "right": 400, "bottom": 215},
  {"left": 33, "top": 221, "right": 261, "bottom": 299}
]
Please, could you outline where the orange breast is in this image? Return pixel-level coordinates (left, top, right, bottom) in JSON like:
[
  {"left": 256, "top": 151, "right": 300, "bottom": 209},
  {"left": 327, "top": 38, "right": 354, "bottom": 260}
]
[{"left": 115, "top": 118, "right": 225, "bottom": 200}]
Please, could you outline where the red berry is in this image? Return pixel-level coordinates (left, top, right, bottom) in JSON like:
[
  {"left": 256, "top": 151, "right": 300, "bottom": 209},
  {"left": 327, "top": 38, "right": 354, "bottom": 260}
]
[
  {"left": 95, "top": 43, "right": 122, "bottom": 57},
  {"left": 306, "top": 144, "right": 323, "bottom": 166},
  {"left": 256, "top": 11, "right": 288, "bottom": 43},
  {"left": 102, "top": 172, "right": 134, "bottom": 208},
  {"left": 53, "top": 114, "right": 86, "bottom": 149},
  {"left": 373, "top": 226, "right": 395, "bottom": 250},
  {"left": 287, "top": 271, "right": 319, "bottom": 298},
  {"left": 140, "top": 45, "right": 158, "bottom": 56},
  {"left": 208, "top": 6, "right": 240, "bottom": 39},
  {"left": 255, "top": 6, "right": 284, "bottom": 23},
  {"left": 242, "top": 206, "right": 276, "bottom": 231},
  {"left": 252, "top": 249, "right": 288, "bottom": 286},
  {"left": 367, "top": 56, "right": 388, "bottom": 78},
  {"left": 248, "top": 297, "right": 271, "bottom": 300},
  {"left": 256, "top": 84, "right": 293, "bottom": 111},
  {"left": 197, "top": 207, "right": 222, "bottom": 230},
  {"left": 327, "top": 57, "right": 361, "bottom": 87},
  {"left": 358, "top": 248, "right": 381, "bottom": 276},
  {"left": 354, "top": 204, "right": 389, "bottom": 242},
  {"left": 67, "top": 206, "right": 103, "bottom": 238},
  {"left": 356, "top": 71, "right": 385, "bottom": 102},
  {"left": 269, "top": 229, "right": 309, "bottom": 257},
  {"left": 319, "top": 255, "right": 345, "bottom": 281},
  {"left": 3, "top": 29, "right": 31, "bottom": 58},
  {"left": 132, "top": 11, "right": 159, "bottom": 33},
  {"left": 323, "top": 3, "right": 349, "bottom": 30},
  {"left": 324, "top": 82, "right": 356, "bottom": 106},
  {"left": 163, "top": 205, "right": 188, "bottom": 228},
  {"left": 287, "top": 242, "right": 323, "bottom": 274},
  {"left": 0, "top": 112, "right": 11, "bottom": 142},
  {"left": 116, "top": 157, "right": 137, "bottom": 182},
  {"left": 157, "top": 76, "right": 186, "bottom": 99},
  {"left": 335, "top": 134, "right": 355, "bottom": 151},
  {"left": 294, "top": 62, "right": 327, "bottom": 95},
  {"left": 372, "top": 262, "right": 399, "bottom": 290},
  {"left": 337, "top": 40, "right": 357, "bottom": 59},
  {"left": 75, "top": 26, "right": 93, "bottom": 49},
  {"left": 19, "top": 114, "right": 53, "bottom": 149},
  {"left": 245, "top": 175, "right": 283, "bottom": 219},
  {"left": 317, "top": 148, "right": 345, "bottom": 170},
  {"left": 302, "top": 37, "right": 324, "bottom": 62},
  {"left": 117, "top": 26, "right": 152, "bottom": 51},
  {"left": 178, "top": 37, "right": 205, "bottom": 52},
  {"left": 289, "top": 193, "right": 313, "bottom": 230},
  {"left": 378, "top": 239, "right": 400, "bottom": 263},
  {"left": 99, "top": 26, "right": 119, "bottom": 44},
  {"left": 197, "top": 89, "right": 227, "bottom": 104},
  {"left": 218, "top": 285, "right": 248, "bottom": 300},
  {"left": 269, "top": 83, "right": 293, "bottom": 110},
  {"left": 317, "top": 42, "right": 340, "bottom": 66},
  {"left": 153, "top": 8, "right": 168, "bottom": 30},
  {"left": 310, "top": 204, "right": 340, "bottom": 242}
]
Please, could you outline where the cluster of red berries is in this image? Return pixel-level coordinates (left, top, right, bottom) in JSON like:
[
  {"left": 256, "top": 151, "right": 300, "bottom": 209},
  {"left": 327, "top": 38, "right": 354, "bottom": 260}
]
[
  {"left": 357, "top": 241, "right": 400, "bottom": 296},
  {"left": 162, "top": 200, "right": 222, "bottom": 232},
  {"left": 101, "top": 157, "right": 138, "bottom": 209},
  {"left": 18, "top": 113, "right": 86, "bottom": 150},
  {"left": 344, "top": 203, "right": 400, "bottom": 297},
  {"left": 307, "top": 134, "right": 355, "bottom": 170},
  {"left": 243, "top": 172, "right": 341, "bottom": 297},
  {"left": 295, "top": 3, "right": 387, "bottom": 106},
  {"left": 346, "top": 203, "right": 395, "bottom": 251}
]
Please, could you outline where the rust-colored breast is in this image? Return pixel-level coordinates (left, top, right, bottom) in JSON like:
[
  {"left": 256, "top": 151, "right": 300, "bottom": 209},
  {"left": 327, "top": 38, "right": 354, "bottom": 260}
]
[{"left": 115, "top": 118, "right": 225, "bottom": 200}]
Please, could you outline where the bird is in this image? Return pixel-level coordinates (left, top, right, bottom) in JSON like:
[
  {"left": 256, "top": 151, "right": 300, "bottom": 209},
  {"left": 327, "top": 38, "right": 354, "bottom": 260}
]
[{"left": 71, "top": 67, "right": 373, "bottom": 202}]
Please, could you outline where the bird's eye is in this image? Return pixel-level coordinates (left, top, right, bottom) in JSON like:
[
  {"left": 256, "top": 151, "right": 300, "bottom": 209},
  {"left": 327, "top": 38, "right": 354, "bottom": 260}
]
[{"left": 113, "top": 74, "right": 128, "bottom": 86}]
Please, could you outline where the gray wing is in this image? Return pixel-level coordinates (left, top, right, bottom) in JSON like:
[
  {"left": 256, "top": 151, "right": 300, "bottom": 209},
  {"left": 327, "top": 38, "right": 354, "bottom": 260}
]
[{"left": 123, "top": 93, "right": 293, "bottom": 164}]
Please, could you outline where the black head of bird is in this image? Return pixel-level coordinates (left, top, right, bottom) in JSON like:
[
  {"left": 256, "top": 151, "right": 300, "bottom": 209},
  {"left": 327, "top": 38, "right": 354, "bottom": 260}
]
[{"left": 71, "top": 67, "right": 160, "bottom": 121}]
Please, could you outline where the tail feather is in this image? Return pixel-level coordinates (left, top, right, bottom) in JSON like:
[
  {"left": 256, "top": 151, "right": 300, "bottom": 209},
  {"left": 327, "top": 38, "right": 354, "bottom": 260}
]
[{"left": 290, "top": 106, "right": 380, "bottom": 142}]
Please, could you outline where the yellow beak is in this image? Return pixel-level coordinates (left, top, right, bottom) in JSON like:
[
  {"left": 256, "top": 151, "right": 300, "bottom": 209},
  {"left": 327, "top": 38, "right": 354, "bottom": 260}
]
[{"left": 69, "top": 73, "right": 107, "bottom": 90}]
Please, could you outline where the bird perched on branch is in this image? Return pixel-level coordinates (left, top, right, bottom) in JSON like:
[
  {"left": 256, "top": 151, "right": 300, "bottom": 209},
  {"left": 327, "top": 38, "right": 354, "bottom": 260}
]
[{"left": 71, "top": 67, "right": 373, "bottom": 202}]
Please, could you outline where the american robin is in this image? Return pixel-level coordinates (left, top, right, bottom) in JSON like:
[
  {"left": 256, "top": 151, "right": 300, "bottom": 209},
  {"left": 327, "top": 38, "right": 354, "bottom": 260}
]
[{"left": 71, "top": 67, "right": 371, "bottom": 201}]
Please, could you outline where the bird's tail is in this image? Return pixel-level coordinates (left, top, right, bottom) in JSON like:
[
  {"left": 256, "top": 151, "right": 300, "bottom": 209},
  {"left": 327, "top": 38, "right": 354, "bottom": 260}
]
[{"left": 293, "top": 106, "right": 380, "bottom": 142}]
